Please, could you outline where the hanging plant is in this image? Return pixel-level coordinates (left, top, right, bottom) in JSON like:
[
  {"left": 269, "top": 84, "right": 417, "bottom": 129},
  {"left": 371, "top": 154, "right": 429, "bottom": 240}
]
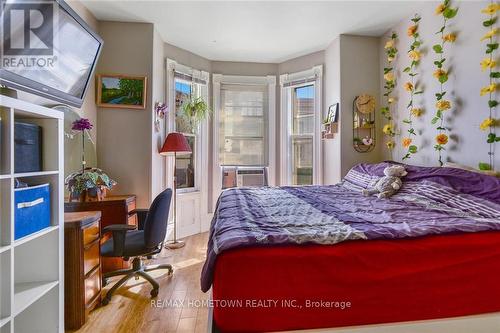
[
  {"left": 381, "top": 32, "right": 398, "bottom": 152},
  {"left": 401, "top": 14, "right": 423, "bottom": 160},
  {"left": 180, "top": 96, "right": 212, "bottom": 133},
  {"left": 479, "top": 1, "right": 500, "bottom": 171},
  {"left": 432, "top": 0, "right": 458, "bottom": 166}
]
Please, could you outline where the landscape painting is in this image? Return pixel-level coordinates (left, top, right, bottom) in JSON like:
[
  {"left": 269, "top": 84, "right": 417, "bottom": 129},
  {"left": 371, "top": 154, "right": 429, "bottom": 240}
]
[{"left": 97, "top": 75, "right": 147, "bottom": 109}]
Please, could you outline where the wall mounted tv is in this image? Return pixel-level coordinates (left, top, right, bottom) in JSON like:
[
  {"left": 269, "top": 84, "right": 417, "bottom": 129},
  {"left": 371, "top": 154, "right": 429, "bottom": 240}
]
[{"left": 0, "top": 0, "right": 103, "bottom": 107}]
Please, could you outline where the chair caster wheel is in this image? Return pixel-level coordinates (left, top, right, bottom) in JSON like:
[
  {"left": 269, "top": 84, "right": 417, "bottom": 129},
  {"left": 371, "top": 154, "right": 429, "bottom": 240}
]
[
  {"left": 102, "top": 297, "right": 110, "bottom": 306},
  {"left": 168, "top": 268, "right": 173, "bottom": 275},
  {"left": 150, "top": 288, "right": 159, "bottom": 298}
]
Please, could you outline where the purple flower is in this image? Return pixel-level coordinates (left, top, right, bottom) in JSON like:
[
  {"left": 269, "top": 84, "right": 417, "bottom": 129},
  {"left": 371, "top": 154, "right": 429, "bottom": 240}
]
[{"left": 72, "top": 118, "right": 93, "bottom": 131}]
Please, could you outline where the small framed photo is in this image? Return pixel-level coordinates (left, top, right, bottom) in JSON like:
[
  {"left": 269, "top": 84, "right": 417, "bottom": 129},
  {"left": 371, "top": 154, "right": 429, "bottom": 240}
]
[
  {"left": 96, "top": 74, "right": 147, "bottom": 109},
  {"left": 327, "top": 103, "right": 339, "bottom": 123}
]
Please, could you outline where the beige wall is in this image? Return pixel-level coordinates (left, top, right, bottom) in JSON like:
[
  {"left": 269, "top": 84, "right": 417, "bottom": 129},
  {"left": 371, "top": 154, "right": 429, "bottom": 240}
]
[
  {"left": 380, "top": 0, "right": 499, "bottom": 169},
  {"left": 211, "top": 61, "right": 278, "bottom": 76},
  {"left": 323, "top": 35, "right": 383, "bottom": 183},
  {"left": 339, "top": 35, "right": 382, "bottom": 177},
  {"left": 151, "top": 29, "right": 167, "bottom": 199},
  {"left": 96, "top": 21, "right": 154, "bottom": 208},
  {"left": 67, "top": 0, "right": 99, "bottom": 144},
  {"left": 324, "top": 37, "right": 342, "bottom": 184}
]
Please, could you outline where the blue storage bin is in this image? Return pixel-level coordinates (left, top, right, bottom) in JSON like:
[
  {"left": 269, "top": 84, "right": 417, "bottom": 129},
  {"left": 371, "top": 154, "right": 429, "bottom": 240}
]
[{"left": 14, "top": 183, "right": 51, "bottom": 240}]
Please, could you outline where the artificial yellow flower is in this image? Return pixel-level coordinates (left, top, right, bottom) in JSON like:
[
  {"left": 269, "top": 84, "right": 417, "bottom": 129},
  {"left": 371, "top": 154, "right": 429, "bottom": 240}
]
[
  {"left": 442, "top": 33, "right": 456, "bottom": 43},
  {"left": 433, "top": 68, "right": 447, "bottom": 79},
  {"left": 408, "top": 50, "right": 421, "bottom": 61},
  {"left": 402, "top": 137, "right": 412, "bottom": 148},
  {"left": 388, "top": 97, "right": 396, "bottom": 104},
  {"left": 435, "top": 3, "right": 446, "bottom": 15},
  {"left": 480, "top": 118, "right": 496, "bottom": 131},
  {"left": 382, "top": 124, "right": 393, "bottom": 135},
  {"left": 436, "top": 133, "right": 449, "bottom": 145},
  {"left": 404, "top": 82, "right": 414, "bottom": 92},
  {"left": 480, "top": 28, "right": 498, "bottom": 41},
  {"left": 388, "top": 56, "right": 394, "bottom": 62},
  {"left": 411, "top": 108, "right": 423, "bottom": 117},
  {"left": 480, "top": 58, "right": 497, "bottom": 71},
  {"left": 481, "top": 3, "right": 500, "bottom": 15},
  {"left": 407, "top": 25, "right": 418, "bottom": 37},
  {"left": 386, "top": 140, "right": 396, "bottom": 149},
  {"left": 384, "top": 72, "right": 395, "bottom": 82},
  {"left": 480, "top": 83, "right": 497, "bottom": 96},
  {"left": 436, "top": 100, "right": 451, "bottom": 111},
  {"left": 385, "top": 39, "right": 395, "bottom": 49}
]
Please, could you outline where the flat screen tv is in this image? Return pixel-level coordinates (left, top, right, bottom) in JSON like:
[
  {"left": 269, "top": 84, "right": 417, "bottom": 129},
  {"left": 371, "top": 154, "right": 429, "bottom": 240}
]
[{"left": 0, "top": 0, "right": 102, "bottom": 107}]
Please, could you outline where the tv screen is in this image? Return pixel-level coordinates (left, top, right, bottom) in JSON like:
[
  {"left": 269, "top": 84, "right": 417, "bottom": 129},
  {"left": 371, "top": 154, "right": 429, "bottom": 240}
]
[{"left": 0, "top": 0, "right": 102, "bottom": 107}]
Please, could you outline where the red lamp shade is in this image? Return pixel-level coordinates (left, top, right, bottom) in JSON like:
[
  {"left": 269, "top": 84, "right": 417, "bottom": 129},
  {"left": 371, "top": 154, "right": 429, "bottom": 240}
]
[{"left": 159, "top": 132, "right": 192, "bottom": 156}]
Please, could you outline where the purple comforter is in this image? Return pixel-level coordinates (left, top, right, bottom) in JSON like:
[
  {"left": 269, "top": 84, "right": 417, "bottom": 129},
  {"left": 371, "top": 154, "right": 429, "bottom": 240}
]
[{"left": 201, "top": 162, "right": 500, "bottom": 292}]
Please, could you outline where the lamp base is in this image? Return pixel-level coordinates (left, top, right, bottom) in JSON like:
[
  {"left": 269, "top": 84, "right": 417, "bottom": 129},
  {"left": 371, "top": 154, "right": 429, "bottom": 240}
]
[{"left": 164, "top": 240, "right": 185, "bottom": 250}]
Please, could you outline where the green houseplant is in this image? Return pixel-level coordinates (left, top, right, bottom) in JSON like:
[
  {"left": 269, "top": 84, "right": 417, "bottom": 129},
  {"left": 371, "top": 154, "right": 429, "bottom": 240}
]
[
  {"left": 180, "top": 96, "right": 211, "bottom": 133},
  {"left": 65, "top": 167, "right": 117, "bottom": 202}
]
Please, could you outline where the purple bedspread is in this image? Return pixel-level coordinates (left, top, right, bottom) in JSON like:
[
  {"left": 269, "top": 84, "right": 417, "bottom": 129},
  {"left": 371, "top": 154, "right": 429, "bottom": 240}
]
[{"left": 200, "top": 162, "right": 500, "bottom": 292}]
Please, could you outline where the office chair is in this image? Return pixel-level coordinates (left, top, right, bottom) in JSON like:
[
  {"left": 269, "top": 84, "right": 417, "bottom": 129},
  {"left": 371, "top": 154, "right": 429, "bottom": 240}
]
[{"left": 100, "top": 188, "right": 174, "bottom": 305}]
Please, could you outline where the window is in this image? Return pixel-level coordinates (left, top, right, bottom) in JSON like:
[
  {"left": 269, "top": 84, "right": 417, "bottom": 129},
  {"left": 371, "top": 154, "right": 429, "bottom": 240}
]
[
  {"left": 219, "top": 85, "right": 268, "bottom": 166},
  {"left": 280, "top": 65, "right": 322, "bottom": 186},
  {"left": 175, "top": 79, "right": 196, "bottom": 189},
  {"left": 291, "top": 85, "right": 314, "bottom": 185}
]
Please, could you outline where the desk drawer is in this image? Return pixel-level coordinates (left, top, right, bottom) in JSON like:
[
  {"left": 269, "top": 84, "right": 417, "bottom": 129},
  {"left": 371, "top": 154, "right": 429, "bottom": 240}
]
[
  {"left": 83, "top": 221, "right": 100, "bottom": 246},
  {"left": 83, "top": 240, "right": 100, "bottom": 276},
  {"left": 84, "top": 267, "right": 101, "bottom": 305}
]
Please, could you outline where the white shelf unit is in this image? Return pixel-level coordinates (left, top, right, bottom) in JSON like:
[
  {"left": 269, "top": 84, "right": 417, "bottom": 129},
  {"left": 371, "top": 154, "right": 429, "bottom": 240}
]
[{"left": 0, "top": 95, "right": 64, "bottom": 332}]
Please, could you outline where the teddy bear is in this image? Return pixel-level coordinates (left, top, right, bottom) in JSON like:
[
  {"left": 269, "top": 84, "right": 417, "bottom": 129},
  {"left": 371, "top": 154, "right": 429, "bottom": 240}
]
[{"left": 362, "top": 165, "right": 408, "bottom": 199}]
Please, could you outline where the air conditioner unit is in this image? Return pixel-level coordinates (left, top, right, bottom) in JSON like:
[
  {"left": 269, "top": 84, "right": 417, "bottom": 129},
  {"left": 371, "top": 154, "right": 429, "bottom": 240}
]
[
  {"left": 222, "top": 167, "right": 267, "bottom": 188},
  {"left": 236, "top": 167, "right": 267, "bottom": 187}
]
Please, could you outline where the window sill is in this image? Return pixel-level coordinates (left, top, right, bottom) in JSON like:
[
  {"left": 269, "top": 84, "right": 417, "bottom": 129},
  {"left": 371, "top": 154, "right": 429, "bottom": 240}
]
[{"left": 177, "top": 188, "right": 200, "bottom": 195}]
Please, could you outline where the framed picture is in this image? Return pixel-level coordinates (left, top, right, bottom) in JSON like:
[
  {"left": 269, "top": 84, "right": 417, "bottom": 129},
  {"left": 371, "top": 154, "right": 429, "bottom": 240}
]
[
  {"left": 96, "top": 74, "right": 147, "bottom": 109},
  {"left": 327, "top": 103, "right": 339, "bottom": 123}
]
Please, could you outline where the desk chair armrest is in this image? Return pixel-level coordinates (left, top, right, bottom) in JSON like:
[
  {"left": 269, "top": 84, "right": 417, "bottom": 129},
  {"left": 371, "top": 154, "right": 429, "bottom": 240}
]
[
  {"left": 130, "top": 209, "right": 149, "bottom": 230},
  {"left": 103, "top": 224, "right": 136, "bottom": 256}
]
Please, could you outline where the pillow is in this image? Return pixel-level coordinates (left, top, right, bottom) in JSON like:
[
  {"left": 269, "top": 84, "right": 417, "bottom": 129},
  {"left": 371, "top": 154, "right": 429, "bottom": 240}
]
[{"left": 443, "top": 162, "right": 500, "bottom": 178}]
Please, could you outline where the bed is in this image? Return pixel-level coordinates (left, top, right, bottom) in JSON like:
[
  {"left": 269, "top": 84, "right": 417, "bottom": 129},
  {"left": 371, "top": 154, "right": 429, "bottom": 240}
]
[{"left": 201, "top": 162, "right": 500, "bottom": 332}]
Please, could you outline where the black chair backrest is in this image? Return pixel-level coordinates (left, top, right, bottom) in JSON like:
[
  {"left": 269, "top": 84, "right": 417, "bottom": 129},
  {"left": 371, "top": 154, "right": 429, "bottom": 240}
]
[{"left": 143, "top": 188, "right": 172, "bottom": 249}]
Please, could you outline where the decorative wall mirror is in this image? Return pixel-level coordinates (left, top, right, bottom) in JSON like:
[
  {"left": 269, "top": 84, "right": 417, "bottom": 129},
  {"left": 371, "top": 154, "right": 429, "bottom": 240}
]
[{"left": 353, "top": 94, "right": 376, "bottom": 153}]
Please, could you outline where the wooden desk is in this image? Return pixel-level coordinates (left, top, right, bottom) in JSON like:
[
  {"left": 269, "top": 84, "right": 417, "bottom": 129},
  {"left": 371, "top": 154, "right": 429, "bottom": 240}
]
[
  {"left": 65, "top": 195, "right": 137, "bottom": 273},
  {"left": 64, "top": 211, "right": 102, "bottom": 330}
]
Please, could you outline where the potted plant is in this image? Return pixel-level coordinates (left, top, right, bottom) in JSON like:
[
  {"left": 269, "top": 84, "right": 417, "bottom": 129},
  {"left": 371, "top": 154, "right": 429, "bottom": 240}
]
[
  {"left": 65, "top": 167, "right": 117, "bottom": 202},
  {"left": 180, "top": 96, "right": 211, "bottom": 133},
  {"left": 66, "top": 118, "right": 117, "bottom": 202}
]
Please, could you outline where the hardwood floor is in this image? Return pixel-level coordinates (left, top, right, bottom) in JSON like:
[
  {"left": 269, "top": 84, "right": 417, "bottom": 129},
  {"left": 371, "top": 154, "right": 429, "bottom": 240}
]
[{"left": 73, "top": 232, "right": 210, "bottom": 333}]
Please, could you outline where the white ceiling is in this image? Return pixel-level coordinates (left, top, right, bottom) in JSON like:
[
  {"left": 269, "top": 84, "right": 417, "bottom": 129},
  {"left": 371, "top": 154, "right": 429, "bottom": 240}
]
[{"left": 81, "top": 1, "right": 422, "bottom": 63}]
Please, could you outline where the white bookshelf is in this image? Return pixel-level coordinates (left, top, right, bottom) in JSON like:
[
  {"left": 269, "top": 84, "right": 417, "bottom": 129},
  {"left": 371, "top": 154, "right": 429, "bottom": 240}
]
[{"left": 0, "top": 95, "right": 64, "bottom": 332}]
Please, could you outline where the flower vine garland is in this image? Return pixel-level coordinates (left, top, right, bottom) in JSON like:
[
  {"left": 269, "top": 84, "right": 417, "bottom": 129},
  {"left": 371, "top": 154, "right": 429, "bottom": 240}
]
[
  {"left": 432, "top": 0, "right": 458, "bottom": 166},
  {"left": 381, "top": 32, "right": 398, "bottom": 152},
  {"left": 479, "top": 2, "right": 500, "bottom": 171},
  {"left": 402, "top": 15, "right": 423, "bottom": 160}
]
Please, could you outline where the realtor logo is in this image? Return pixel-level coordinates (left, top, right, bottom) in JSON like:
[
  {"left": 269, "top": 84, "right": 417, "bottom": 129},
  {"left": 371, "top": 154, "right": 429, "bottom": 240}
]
[{"left": 1, "top": 0, "right": 57, "bottom": 69}]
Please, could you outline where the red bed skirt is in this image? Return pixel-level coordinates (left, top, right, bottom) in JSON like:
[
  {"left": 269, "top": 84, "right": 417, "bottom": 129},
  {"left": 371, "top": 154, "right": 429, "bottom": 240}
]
[{"left": 212, "top": 231, "right": 500, "bottom": 332}]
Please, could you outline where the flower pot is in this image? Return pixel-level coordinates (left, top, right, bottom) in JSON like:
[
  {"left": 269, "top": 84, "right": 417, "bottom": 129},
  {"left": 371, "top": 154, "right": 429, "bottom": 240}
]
[{"left": 69, "top": 187, "right": 106, "bottom": 202}]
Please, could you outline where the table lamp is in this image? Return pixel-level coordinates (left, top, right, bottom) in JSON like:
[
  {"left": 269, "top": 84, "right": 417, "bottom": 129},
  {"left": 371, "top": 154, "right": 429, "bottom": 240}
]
[{"left": 160, "top": 132, "right": 192, "bottom": 249}]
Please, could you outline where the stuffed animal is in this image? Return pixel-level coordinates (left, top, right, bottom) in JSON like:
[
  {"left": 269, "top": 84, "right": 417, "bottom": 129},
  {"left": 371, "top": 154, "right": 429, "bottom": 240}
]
[{"left": 362, "top": 165, "right": 408, "bottom": 199}]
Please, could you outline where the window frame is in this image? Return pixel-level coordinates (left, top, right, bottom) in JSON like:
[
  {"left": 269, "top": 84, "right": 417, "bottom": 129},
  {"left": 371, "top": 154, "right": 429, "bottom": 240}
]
[
  {"left": 280, "top": 66, "right": 323, "bottom": 186},
  {"left": 212, "top": 74, "right": 276, "bottom": 209},
  {"left": 166, "top": 59, "right": 209, "bottom": 195}
]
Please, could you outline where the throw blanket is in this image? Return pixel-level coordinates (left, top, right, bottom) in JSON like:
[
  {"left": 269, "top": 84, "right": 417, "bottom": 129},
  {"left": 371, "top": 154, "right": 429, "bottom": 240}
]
[{"left": 201, "top": 162, "right": 500, "bottom": 292}]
